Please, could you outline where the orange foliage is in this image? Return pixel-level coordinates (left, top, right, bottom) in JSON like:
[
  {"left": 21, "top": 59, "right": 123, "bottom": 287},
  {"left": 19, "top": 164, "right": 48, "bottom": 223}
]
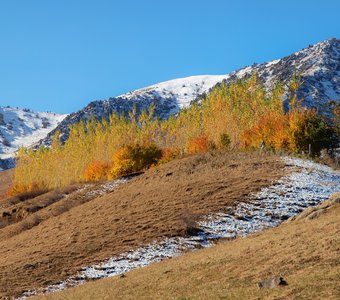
[
  {"left": 241, "top": 112, "right": 289, "bottom": 150},
  {"left": 187, "top": 135, "right": 212, "bottom": 154},
  {"left": 83, "top": 161, "right": 111, "bottom": 182},
  {"left": 7, "top": 184, "right": 26, "bottom": 196},
  {"left": 7, "top": 182, "right": 42, "bottom": 196}
]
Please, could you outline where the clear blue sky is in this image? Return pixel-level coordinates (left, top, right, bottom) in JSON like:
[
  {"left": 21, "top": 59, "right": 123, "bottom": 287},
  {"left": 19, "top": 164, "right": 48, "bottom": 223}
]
[{"left": 0, "top": 0, "right": 339, "bottom": 114}]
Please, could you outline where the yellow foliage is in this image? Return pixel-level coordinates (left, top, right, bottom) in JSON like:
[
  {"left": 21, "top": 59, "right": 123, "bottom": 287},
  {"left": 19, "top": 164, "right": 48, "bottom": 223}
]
[
  {"left": 108, "top": 146, "right": 135, "bottom": 179},
  {"left": 108, "top": 144, "right": 162, "bottom": 179}
]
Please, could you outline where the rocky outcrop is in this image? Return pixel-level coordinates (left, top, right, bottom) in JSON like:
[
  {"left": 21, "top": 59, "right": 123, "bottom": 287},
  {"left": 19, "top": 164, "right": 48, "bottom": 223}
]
[{"left": 257, "top": 276, "right": 288, "bottom": 289}]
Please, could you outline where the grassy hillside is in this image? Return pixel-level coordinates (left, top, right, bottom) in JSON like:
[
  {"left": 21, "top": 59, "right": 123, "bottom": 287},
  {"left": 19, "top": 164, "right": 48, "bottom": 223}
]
[
  {"left": 0, "top": 151, "right": 285, "bottom": 299},
  {"left": 36, "top": 193, "right": 340, "bottom": 300}
]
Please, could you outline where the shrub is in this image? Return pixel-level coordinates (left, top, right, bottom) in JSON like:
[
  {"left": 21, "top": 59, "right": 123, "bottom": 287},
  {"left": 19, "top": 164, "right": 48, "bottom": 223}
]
[
  {"left": 290, "top": 111, "right": 333, "bottom": 155},
  {"left": 219, "top": 133, "right": 231, "bottom": 148},
  {"left": 83, "top": 161, "right": 111, "bottom": 182},
  {"left": 108, "top": 144, "right": 162, "bottom": 179},
  {"left": 180, "top": 210, "right": 201, "bottom": 236},
  {"left": 108, "top": 147, "right": 135, "bottom": 179},
  {"left": 130, "top": 144, "right": 163, "bottom": 170},
  {"left": 187, "top": 135, "right": 213, "bottom": 154}
]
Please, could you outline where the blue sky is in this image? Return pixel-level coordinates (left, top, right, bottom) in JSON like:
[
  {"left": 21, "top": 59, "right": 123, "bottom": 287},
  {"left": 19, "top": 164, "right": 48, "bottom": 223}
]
[{"left": 0, "top": 0, "right": 339, "bottom": 113}]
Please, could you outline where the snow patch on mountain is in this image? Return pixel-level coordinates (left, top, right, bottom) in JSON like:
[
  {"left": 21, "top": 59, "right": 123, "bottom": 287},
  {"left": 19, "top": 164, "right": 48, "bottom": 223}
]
[{"left": 0, "top": 106, "right": 67, "bottom": 162}]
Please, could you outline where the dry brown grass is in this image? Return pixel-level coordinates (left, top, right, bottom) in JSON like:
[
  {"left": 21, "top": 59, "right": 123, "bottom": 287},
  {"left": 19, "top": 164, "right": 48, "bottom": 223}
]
[
  {"left": 36, "top": 194, "right": 340, "bottom": 300},
  {"left": 0, "top": 151, "right": 285, "bottom": 299},
  {"left": 0, "top": 184, "right": 80, "bottom": 231},
  {"left": 0, "top": 169, "right": 13, "bottom": 201}
]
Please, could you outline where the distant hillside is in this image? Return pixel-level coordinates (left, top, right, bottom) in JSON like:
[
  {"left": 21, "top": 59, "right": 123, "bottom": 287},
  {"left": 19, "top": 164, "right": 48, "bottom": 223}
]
[
  {"left": 0, "top": 106, "right": 66, "bottom": 169},
  {"left": 41, "top": 38, "right": 340, "bottom": 146}
]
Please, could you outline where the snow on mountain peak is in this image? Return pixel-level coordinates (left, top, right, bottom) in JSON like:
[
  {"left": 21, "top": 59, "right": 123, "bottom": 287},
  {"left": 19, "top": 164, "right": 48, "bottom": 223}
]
[{"left": 117, "top": 74, "right": 231, "bottom": 111}]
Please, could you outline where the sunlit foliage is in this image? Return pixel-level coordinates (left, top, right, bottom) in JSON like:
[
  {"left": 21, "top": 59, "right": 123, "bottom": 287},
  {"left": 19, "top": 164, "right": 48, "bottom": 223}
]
[{"left": 9, "top": 74, "right": 334, "bottom": 195}]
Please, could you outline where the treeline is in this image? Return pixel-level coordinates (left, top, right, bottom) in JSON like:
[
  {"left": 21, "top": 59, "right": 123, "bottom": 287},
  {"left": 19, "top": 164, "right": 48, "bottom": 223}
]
[{"left": 9, "top": 75, "right": 336, "bottom": 195}]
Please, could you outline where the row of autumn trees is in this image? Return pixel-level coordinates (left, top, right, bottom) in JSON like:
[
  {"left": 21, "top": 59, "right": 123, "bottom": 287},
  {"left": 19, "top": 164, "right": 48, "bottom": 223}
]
[{"left": 9, "top": 75, "right": 337, "bottom": 195}]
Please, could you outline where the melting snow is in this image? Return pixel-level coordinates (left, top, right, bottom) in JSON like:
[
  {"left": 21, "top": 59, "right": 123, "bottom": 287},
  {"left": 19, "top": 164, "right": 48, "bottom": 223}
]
[{"left": 19, "top": 157, "right": 340, "bottom": 299}]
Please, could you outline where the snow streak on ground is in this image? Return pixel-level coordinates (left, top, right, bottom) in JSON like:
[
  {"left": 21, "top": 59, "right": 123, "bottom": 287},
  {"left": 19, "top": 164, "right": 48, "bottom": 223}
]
[
  {"left": 20, "top": 157, "right": 340, "bottom": 298},
  {"left": 199, "top": 157, "right": 339, "bottom": 238},
  {"left": 84, "top": 178, "right": 130, "bottom": 198}
]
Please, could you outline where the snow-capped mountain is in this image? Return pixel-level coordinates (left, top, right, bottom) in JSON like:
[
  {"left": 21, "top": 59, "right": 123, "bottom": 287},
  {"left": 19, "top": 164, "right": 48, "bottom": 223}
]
[
  {"left": 119, "top": 38, "right": 340, "bottom": 110},
  {"left": 0, "top": 106, "right": 67, "bottom": 169},
  {"left": 41, "top": 38, "right": 339, "bottom": 146},
  {"left": 115, "top": 38, "right": 339, "bottom": 112}
]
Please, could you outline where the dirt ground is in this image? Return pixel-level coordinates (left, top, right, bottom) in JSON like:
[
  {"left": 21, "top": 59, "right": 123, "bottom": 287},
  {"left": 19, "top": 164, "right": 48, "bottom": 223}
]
[
  {"left": 0, "top": 151, "right": 285, "bottom": 299},
  {"left": 37, "top": 193, "right": 340, "bottom": 300}
]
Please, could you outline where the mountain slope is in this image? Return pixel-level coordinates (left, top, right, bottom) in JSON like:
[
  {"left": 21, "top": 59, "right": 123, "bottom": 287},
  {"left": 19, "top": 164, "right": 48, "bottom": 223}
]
[
  {"left": 0, "top": 106, "right": 67, "bottom": 169},
  {"left": 41, "top": 38, "right": 340, "bottom": 146},
  {"left": 246, "top": 38, "right": 340, "bottom": 109}
]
